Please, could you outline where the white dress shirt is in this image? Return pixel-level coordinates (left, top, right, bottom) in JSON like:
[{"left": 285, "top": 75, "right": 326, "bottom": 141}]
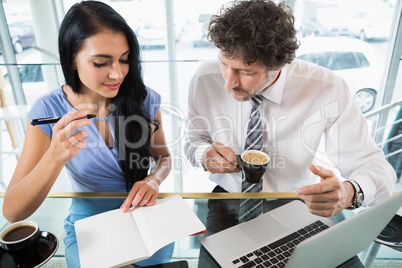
[{"left": 184, "top": 59, "right": 396, "bottom": 206}]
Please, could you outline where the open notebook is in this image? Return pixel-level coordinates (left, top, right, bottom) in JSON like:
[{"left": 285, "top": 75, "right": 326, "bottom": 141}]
[
  {"left": 201, "top": 192, "right": 402, "bottom": 268},
  {"left": 75, "top": 195, "right": 206, "bottom": 268}
]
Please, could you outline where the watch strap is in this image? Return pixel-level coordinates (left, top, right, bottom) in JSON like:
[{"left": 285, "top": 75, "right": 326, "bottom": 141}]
[
  {"left": 346, "top": 180, "right": 364, "bottom": 209},
  {"left": 348, "top": 180, "right": 361, "bottom": 194}
]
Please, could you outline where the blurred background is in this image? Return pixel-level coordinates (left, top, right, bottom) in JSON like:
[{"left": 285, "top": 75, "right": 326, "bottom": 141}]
[
  {"left": 0, "top": 0, "right": 401, "bottom": 194},
  {"left": 0, "top": 1, "right": 401, "bottom": 266}
]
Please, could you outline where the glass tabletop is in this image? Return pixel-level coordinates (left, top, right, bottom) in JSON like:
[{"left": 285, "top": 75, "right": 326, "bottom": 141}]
[{"left": 0, "top": 193, "right": 401, "bottom": 268}]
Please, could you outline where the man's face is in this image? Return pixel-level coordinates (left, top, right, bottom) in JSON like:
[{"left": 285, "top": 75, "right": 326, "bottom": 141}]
[{"left": 219, "top": 52, "right": 280, "bottom": 101}]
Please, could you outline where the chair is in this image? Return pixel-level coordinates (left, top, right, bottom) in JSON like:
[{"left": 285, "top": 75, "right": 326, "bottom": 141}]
[
  {"left": 0, "top": 69, "right": 30, "bottom": 188},
  {"left": 363, "top": 214, "right": 402, "bottom": 267}
]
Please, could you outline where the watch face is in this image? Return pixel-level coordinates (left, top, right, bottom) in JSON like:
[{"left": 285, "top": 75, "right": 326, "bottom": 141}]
[{"left": 356, "top": 193, "right": 364, "bottom": 207}]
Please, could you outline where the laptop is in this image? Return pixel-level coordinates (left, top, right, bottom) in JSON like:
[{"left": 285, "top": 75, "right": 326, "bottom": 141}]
[{"left": 201, "top": 192, "right": 402, "bottom": 268}]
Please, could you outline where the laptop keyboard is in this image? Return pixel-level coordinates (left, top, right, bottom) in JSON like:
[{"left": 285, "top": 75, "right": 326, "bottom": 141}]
[{"left": 232, "top": 220, "right": 330, "bottom": 268}]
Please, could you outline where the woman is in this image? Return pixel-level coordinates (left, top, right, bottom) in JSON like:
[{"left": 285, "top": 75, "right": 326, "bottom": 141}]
[{"left": 2, "top": 1, "right": 172, "bottom": 266}]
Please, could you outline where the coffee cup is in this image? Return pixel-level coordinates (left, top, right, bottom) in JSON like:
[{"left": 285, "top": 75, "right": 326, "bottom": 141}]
[
  {"left": 236, "top": 150, "right": 270, "bottom": 184},
  {"left": 0, "top": 220, "right": 40, "bottom": 252}
]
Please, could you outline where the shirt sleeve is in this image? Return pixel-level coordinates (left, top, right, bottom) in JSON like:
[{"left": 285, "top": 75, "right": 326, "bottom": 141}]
[
  {"left": 184, "top": 72, "right": 214, "bottom": 168},
  {"left": 325, "top": 78, "right": 396, "bottom": 206}
]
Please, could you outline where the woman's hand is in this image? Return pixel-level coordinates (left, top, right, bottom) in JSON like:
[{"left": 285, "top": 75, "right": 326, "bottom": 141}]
[
  {"left": 47, "top": 110, "right": 92, "bottom": 165},
  {"left": 120, "top": 110, "right": 171, "bottom": 213},
  {"left": 3, "top": 110, "right": 93, "bottom": 222},
  {"left": 120, "top": 175, "right": 161, "bottom": 213}
]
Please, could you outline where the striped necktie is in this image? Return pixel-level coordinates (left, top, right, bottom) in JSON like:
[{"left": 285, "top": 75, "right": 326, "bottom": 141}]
[{"left": 239, "top": 95, "right": 264, "bottom": 222}]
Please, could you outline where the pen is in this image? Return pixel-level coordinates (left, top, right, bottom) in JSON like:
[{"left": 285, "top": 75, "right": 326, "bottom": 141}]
[{"left": 31, "top": 114, "right": 96, "bottom": 126}]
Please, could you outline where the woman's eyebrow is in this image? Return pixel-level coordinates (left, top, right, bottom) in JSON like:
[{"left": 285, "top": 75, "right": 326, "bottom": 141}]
[
  {"left": 91, "top": 54, "right": 112, "bottom": 59},
  {"left": 91, "top": 50, "right": 130, "bottom": 59}
]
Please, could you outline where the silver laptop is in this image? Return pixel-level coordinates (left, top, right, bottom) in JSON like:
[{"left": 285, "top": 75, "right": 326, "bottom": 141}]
[{"left": 201, "top": 192, "right": 402, "bottom": 268}]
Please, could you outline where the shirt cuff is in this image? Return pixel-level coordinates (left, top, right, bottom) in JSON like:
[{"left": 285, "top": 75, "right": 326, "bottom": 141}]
[{"left": 350, "top": 175, "right": 377, "bottom": 206}]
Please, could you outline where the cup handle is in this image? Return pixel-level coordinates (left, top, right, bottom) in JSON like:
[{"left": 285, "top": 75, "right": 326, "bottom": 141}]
[{"left": 235, "top": 154, "right": 242, "bottom": 169}]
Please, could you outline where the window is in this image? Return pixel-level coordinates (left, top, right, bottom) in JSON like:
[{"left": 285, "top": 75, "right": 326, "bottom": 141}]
[
  {"left": 0, "top": 0, "right": 400, "bottom": 192},
  {"left": 297, "top": 51, "right": 370, "bottom": 70},
  {"left": 330, "top": 52, "right": 359, "bottom": 70},
  {"left": 356, "top": 52, "right": 370, "bottom": 68},
  {"left": 3, "top": 65, "right": 43, "bottom": 83}
]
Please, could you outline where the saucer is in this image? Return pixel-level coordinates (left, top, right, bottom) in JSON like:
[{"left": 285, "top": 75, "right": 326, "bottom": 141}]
[
  {"left": 375, "top": 214, "right": 402, "bottom": 249},
  {"left": 0, "top": 231, "right": 58, "bottom": 268}
]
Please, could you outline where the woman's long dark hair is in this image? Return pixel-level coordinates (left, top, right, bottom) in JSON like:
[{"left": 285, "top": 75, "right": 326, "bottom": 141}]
[{"left": 59, "top": 1, "right": 159, "bottom": 191}]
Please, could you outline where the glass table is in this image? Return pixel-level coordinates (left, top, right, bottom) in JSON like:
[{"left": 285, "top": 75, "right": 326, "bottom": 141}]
[{"left": 0, "top": 192, "right": 401, "bottom": 267}]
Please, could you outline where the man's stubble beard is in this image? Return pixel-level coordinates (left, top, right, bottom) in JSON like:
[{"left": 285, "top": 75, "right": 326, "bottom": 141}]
[{"left": 238, "top": 71, "right": 275, "bottom": 102}]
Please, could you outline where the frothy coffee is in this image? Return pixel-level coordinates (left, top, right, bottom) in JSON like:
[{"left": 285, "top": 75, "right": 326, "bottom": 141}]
[{"left": 242, "top": 152, "right": 269, "bottom": 165}]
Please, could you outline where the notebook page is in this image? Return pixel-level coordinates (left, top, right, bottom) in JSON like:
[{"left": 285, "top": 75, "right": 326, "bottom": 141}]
[
  {"left": 132, "top": 195, "right": 206, "bottom": 255},
  {"left": 76, "top": 208, "right": 149, "bottom": 268}
]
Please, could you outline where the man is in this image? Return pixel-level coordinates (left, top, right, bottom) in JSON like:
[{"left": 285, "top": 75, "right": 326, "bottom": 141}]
[{"left": 184, "top": 0, "right": 396, "bottom": 217}]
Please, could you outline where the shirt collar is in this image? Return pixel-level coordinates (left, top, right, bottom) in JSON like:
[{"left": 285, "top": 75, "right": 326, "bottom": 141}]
[{"left": 259, "top": 64, "right": 288, "bottom": 104}]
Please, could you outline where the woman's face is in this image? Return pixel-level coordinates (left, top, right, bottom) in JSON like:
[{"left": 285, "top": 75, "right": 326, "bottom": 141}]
[{"left": 74, "top": 30, "right": 130, "bottom": 100}]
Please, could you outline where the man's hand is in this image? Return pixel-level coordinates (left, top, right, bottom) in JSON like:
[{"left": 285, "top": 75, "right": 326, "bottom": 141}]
[
  {"left": 202, "top": 142, "right": 240, "bottom": 173},
  {"left": 296, "top": 164, "right": 355, "bottom": 217}
]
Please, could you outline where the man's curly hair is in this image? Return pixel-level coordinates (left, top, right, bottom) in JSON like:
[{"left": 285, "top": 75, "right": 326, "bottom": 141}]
[{"left": 208, "top": 0, "right": 299, "bottom": 70}]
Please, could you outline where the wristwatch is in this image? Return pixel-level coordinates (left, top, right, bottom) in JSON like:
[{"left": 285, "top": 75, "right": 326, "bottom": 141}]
[{"left": 346, "top": 180, "right": 364, "bottom": 209}]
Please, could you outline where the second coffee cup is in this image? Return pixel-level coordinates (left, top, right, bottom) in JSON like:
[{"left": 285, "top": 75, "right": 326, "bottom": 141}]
[
  {"left": 0, "top": 220, "right": 40, "bottom": 252},
  {"left": 237, "top": 150, "right": 270, "bottom": 184}
]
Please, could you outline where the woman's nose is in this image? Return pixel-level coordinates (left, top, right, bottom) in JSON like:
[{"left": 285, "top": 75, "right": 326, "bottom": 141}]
[{"left": 109, "top": 63, "right": 123, "bottom": 80}]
